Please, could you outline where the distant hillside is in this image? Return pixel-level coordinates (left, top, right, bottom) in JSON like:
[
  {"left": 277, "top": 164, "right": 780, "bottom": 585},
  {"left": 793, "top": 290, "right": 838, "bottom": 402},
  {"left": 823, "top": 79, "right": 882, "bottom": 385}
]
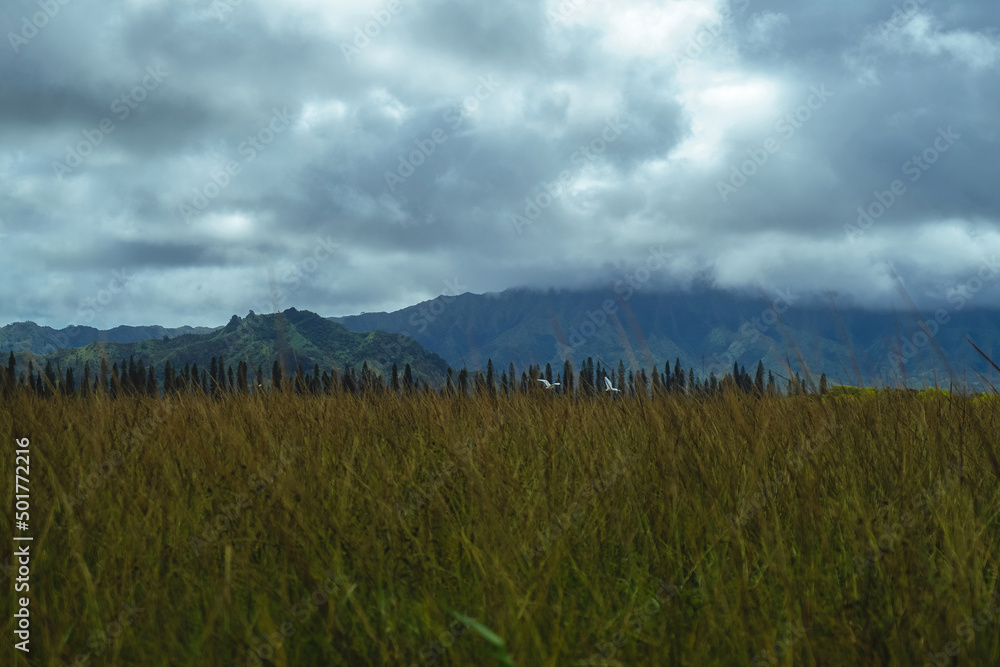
[
  {"left": 331, "top": 287, "right": 1000, "bottom": 390},
  {"left": 0, "top": 321, "right": 220, "bottom": 355},
  {"left": 7, "top": 309, "right": 450, "bottom": 387}
]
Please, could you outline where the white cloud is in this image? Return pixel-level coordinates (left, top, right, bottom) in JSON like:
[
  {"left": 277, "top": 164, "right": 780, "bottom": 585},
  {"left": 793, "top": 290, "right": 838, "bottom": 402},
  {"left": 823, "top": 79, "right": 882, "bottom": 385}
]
[
  {"left": 878, "top": 12, "right": 1000, "bottom": 69},
  {"left": 1, "top": 0, "right": 998, "bottom": 327}
]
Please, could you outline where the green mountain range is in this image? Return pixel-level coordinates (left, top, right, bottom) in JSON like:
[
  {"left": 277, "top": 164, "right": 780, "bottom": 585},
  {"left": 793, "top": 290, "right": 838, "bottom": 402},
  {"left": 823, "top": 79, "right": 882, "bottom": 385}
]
[
  {"left": 5, "top": 287, "right": 999, "bottom": 392},
  {"left": 0, "top": 321, "right": 219, "bottom": 355},
  {"left": 331, "top": 287, "right": 1000, "bottom": 390},
  {"left": 4, "top": 309, "right": 450, "bottom": 387}
]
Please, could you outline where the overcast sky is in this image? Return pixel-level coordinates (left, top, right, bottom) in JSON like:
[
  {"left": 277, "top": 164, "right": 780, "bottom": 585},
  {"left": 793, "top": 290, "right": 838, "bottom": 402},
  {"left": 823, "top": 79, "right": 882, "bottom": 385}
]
[{"left": 1, "top": 0, "right": 998, "bottom": 329}]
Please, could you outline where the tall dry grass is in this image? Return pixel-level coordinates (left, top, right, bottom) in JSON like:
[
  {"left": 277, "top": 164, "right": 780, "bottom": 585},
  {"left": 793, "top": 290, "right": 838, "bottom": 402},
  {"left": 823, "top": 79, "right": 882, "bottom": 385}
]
[{"left": 1, "top": 387, "right": 999, "bottom": 665}]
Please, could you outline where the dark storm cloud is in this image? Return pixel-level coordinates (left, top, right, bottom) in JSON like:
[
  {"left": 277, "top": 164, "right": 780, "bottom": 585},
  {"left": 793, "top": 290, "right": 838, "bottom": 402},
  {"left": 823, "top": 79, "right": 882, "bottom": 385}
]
[{"left": 1, "top": 0, "right": 997, "bottom": 329}]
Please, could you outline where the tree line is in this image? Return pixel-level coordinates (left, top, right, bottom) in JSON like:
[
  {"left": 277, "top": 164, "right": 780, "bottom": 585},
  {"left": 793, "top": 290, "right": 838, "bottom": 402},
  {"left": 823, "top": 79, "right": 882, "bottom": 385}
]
[{"left": 0, "top": 351, "right": 828, "bottom": 399}]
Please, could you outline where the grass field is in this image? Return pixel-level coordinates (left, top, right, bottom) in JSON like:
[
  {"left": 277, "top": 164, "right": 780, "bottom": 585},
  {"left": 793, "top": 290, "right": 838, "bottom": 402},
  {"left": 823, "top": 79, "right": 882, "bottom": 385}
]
[{"left": 2, "top": 387, "right": 999, "bottom": 665}]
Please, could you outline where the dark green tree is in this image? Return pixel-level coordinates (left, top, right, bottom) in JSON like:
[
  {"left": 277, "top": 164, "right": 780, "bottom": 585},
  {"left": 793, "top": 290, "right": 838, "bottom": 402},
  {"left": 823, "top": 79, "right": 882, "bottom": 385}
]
[
  {"left": 5, "top": 352, "right": 14, "bottom": 393},
  {"left": 44, "top": 361, "right": 57, "bottom": 393},
  {"left": 342, "top": 365, "right": 357, "bottom": 394},
  {"left": 562, "top": 359, "right": 574, "bottom": 395},
  {"left": 209, "top": 357, "right": 219, "bottom": 395},
  {"left": 110, "top": 362, "right": 120, "bottom": 398},
  {"left": 98, "top": 358, "right": 108, "bottom": 394},
  {"left": 272, "top": 361, "right": 282, "bottom": 391},
  {"left": 403, "top": 363, "right": 413, "bottom": 393},
  {"left": 218, "top": 355, "right": 226, "bottom": 392},
  {"left": 128, "top": 356, "right": 138, "bottom": 394},
  {"left": 294, "top": 364, "right": 305, "bottom": 394}
]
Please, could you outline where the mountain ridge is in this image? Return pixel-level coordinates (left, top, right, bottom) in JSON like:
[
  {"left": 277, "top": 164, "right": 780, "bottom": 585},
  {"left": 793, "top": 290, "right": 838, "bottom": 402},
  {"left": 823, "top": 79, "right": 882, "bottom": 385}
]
[
  {"left": 3, "top": 309, "right": 450, "bottom": 387},
  {"left": 330, "top": 286, "right": 1000, "bottom": 390}
]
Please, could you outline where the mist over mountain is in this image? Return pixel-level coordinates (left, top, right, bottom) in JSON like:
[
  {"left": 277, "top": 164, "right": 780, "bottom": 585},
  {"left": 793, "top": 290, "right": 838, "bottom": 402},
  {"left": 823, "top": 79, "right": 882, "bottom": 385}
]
[
  {"left": 332, "top": 287, "right": 1000, "bottom": 390},
  {"left": 4, "top": 287, "right": 998, "bottom": 391}
]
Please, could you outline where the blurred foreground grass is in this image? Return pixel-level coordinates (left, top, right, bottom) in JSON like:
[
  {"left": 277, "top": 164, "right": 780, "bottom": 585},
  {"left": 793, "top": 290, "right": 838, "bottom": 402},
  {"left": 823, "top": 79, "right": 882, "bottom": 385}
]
[{"left": 2, "top": 388, "right": 999, "bottom": 665}]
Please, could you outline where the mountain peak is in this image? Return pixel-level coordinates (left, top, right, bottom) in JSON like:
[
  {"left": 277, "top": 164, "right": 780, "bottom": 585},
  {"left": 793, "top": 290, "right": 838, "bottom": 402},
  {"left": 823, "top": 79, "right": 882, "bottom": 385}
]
[{"left": 222, "top": 314, "right": 242, "bottom": 333}]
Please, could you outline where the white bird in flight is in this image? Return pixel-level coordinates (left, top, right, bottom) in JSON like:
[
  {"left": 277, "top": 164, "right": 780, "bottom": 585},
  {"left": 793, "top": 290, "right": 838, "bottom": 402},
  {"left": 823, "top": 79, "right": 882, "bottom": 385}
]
[
  {"left": 538, "top": 379, "right": 560, "bottom": 390},
  {"left": 604, "top": 376, "right": 620, "bottom": 393}
]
